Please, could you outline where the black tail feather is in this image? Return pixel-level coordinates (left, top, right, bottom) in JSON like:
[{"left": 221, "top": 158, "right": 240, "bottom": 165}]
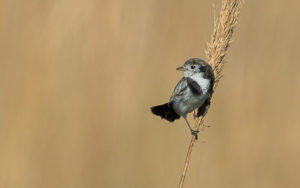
[{"left": 150, "top": 102, "right": 180, "bottom": 122}]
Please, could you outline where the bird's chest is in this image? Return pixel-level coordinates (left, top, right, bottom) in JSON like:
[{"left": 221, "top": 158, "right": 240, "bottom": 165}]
[
  {"left": 181, "top": 90, "right": 208, "bottom": 110},
  {"left": 173, "top": 76, "right": 210, "bottom": 116},
  {"left": 173, "top": 89, "right": 209, "bottom": 116}
]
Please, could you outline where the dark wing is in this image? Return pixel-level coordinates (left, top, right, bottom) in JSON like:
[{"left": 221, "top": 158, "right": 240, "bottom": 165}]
[
  {"left": 196, "top": 97, "right": 211, "bottom": 117},
  {"left": 170, "top": 77, "right": 188, "bottom": 101}
]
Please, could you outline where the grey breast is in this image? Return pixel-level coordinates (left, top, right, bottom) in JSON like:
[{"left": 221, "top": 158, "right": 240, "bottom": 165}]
[{"left": 169, "top": 77, "right": 206, "bottom": 116}]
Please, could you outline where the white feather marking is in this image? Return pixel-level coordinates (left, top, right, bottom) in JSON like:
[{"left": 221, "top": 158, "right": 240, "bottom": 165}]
[{"left": 190, "top": 73, "right": 210, "bottom": 94}]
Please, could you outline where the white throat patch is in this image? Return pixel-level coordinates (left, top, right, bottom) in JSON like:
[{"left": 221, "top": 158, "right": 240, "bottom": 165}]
[{"left": 189, "top": 73, "right": 210, "bottom": 94}]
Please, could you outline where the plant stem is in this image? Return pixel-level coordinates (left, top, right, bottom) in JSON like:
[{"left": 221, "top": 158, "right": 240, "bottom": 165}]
[{"left": 178, "top": 0, "right": 243, "bottom": 187}]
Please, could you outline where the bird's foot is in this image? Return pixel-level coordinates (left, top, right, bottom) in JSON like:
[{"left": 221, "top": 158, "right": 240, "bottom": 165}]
[{"left": 191, "top": 130, "right": 199, "bottom": 140}]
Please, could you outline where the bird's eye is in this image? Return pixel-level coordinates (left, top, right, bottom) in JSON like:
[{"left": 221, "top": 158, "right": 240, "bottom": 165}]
[{"left": 191, "top": 65, "right": 195, "bottom": 69}]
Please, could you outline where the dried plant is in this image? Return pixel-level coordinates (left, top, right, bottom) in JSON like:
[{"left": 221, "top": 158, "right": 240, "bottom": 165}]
[{"left": 179, "top": 0, "right": 244, "bottom": 187}]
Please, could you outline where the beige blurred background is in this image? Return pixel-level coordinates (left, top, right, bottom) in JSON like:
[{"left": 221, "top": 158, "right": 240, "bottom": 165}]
[{"left": 1, "top": 0, "right": 300, "bottom": 187}]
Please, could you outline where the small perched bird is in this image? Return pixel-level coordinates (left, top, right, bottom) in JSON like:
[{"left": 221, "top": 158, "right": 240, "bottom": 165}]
[{"left": 151, "top": 58, "right": 215, "bottom": 139}]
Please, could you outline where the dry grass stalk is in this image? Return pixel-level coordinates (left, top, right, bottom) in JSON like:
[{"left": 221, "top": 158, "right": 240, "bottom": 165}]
[{"left": 179, "top": 0, "right": 243, "bottom": 187}]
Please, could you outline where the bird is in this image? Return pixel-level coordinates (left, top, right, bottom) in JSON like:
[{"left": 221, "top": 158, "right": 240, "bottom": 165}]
[{"left": 150, "top": 58, "right": 215, "bottom": 139}]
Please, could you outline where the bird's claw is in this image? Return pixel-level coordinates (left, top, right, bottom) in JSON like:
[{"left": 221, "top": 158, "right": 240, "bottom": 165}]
[{"left": 191, "top": 130, "right": 199, "bottom": 140}]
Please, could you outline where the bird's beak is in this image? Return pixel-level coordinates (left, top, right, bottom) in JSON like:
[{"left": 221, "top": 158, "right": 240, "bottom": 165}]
[{"left": 176, "top": 66, "right": 186, "bottom": 71}]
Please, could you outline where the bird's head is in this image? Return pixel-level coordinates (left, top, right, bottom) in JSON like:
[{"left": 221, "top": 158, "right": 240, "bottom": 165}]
[{"left": 176, "top": 58, "right": 213, "bottom": 78}]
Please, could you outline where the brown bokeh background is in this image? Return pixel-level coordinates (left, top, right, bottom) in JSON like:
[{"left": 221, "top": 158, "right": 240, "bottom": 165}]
[{"left": 1, "top": 0, "right": 300, "bottom": 187}]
